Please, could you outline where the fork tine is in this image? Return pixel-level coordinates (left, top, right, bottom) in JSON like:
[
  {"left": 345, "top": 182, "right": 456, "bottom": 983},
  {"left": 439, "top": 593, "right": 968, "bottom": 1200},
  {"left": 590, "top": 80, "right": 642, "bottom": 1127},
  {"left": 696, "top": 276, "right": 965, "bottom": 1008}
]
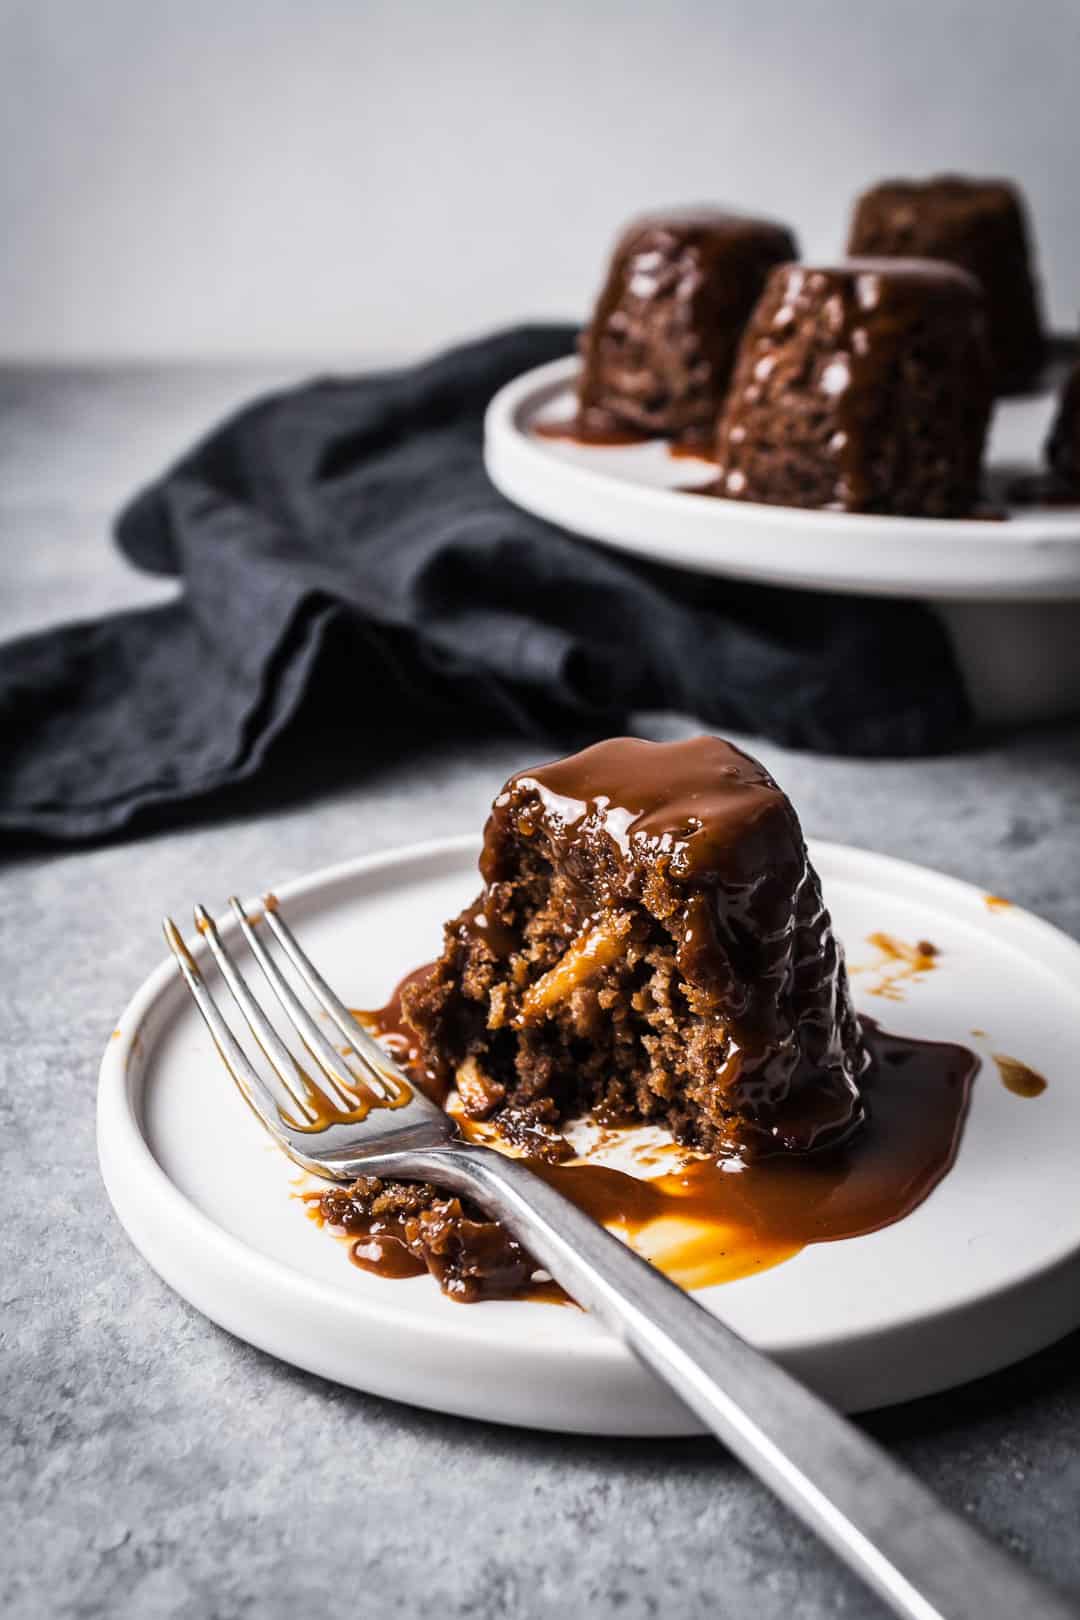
[
  {"left": 259, "top": 894, "right": 410, "bottom": 1100},
  {"left": 227, "top": 897, "right": 390, "bottom": 1108},
  {"left": 192, "top": 905, "right": 317, "bottom": 1124},
  {"left": 162, "top": 917, "right": 293, "bottom": 1145}
]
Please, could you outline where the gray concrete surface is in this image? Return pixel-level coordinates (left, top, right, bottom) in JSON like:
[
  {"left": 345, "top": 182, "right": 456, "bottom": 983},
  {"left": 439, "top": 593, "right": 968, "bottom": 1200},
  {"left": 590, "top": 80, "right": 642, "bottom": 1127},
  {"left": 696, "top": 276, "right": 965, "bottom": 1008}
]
[{"left": 2, "top": 368, "right": 1079, "bottom": 1620}]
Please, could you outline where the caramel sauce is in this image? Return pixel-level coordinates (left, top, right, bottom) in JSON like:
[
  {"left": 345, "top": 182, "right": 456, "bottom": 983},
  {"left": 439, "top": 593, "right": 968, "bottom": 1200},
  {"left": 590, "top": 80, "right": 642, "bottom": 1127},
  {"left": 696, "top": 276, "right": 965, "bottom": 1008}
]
[
  {"left": 994, "top": 1054, "right": 1048, "bottom": 1098},
  {"left": 276, "top": 1060, "right": 411, "bottom": 1134},
  {"left": 668, "top": 439, "right": 717, "bottom": 462},
  {"left": 849, "top": 932, "right": 940, "bottom": 1002},
  {"left": 350, "top": 961, "right": 447, "bottom": 1104},
  {"left": 348, "top": 1235, "right": 429, "bottom": 1278},
  {"left": 317, "top": 976, "right": 978, "bottom": 1299},
  {"left": 301, "top": 1191, "right": 428, "bottom": 1280},
  {"left": 532, "top": 416, "right": 655, "bottom": 448},
  {"left": 460, "top": 902, "right": 516, "bottom": 960},
  {"left": 533, "top": 1021, "right": 975, "bottom": 1290}
]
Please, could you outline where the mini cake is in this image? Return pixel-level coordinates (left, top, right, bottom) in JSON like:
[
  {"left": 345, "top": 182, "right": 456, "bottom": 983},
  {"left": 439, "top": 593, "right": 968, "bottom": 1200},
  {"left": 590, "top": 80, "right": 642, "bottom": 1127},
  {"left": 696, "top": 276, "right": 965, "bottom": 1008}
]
[
  {"left": 576, "top": 209, "right": 797, "bottom": 444},
  {"left": 1046, "top": 357, "right": 1080, "bottom": 491},
  {"left": 403, "top": 735, "right": 866, "bottom": 1157},
  {"left": 848, "top": 176, "right": 1045, "bottom": 392},
  {"left": 712, "top": 259, "right": 992, "bottom": 516}
]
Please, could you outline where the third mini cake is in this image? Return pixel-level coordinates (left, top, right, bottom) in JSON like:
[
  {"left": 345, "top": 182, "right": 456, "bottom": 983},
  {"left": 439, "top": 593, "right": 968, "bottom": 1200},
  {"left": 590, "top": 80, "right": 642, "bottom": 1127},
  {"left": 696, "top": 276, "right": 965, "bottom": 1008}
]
[
  {"left": 577, "top": 209, "right": 797, "bottom": 445},
  {"left": 712, "top": 259, "right": 992, "bottom": 516},
  {"left": 848, "top": 176, "right": 1045, "bottom": 393}
]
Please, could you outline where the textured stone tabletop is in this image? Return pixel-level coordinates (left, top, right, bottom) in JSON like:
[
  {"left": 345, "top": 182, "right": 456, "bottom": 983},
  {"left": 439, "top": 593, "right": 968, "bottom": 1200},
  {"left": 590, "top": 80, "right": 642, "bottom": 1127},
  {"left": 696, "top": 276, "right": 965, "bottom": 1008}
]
[{"left": 3, "top": 367, "right": 1079, "bottom": 1620}]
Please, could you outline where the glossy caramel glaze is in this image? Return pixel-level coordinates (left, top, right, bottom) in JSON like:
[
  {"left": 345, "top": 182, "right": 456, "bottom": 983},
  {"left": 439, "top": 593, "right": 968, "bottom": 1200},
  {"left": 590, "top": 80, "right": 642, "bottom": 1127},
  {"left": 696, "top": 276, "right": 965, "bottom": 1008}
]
[
  {"left": 668, "top": 439, "right": 718, "bottom": 462},
  {"left": 482, "top": 734, "right": 793, "bottom": 890},
  {"left": 352, "top": 961, "right": 448, "bottom": 1105},
  {"left": 532, "top": 417, "right": 655, "bottom": 448},
  {"left": 304, "top": 1193, "right": 428, "bottom": 1279}
]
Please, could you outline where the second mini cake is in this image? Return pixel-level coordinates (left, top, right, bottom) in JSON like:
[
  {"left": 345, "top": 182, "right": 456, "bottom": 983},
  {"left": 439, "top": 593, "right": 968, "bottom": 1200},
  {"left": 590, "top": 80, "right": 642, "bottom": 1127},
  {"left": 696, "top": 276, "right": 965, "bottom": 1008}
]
[
  {"left": 713, "top": 259, "right": 992, "bottom": 517},
  {"left": 577, "top": 209, "right": 797, "bottom": 445}
]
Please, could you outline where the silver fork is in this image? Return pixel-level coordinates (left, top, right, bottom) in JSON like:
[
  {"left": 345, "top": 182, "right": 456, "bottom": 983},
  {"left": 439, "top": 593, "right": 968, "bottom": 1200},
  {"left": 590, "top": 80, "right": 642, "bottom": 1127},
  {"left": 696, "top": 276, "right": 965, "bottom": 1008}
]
[{"left": 165, "top": 895, "right": 1076, "bottom": 1620}]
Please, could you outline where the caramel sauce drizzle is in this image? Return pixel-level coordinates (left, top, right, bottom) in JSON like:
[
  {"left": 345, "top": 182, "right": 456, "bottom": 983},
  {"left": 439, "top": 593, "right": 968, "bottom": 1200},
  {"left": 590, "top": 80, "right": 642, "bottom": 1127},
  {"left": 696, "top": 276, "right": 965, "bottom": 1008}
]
[
  {"left": 532, "top": 416, "right": 655, "bottom": 448},
  {"left": 668, "top": 439, "right": 717, "bottom": 463},
  {"left": 523, "top": 1018, "right": 975, "bottom": 1291},
  {"left": 848, "top": 932, "right": 940, "bottom": 1002},
  {"left": 302, "top": 1193, "right": 429, "bottom": 1280},
  {"left": 189, "top": 900, "right": 413, "bottom": 1131},
  {"left": 993, "top": 1054, "right": 1048, "bottom": 1098},
  {"left": 277, "top": 1065, "right": 409, "bottom": 1135}
]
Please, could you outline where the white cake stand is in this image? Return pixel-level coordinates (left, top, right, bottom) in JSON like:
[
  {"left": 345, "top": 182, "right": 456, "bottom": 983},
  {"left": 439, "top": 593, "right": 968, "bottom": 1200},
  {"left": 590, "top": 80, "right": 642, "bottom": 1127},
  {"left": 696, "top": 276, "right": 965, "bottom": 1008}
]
[{"left": 484, "top": 356, "right": 1080, "bottom": 724}]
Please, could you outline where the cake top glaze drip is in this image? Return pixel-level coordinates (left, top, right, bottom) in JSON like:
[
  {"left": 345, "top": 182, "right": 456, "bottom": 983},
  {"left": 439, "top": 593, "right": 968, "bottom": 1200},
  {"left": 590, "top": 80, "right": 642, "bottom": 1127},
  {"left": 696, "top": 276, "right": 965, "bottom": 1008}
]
[
  {"left": 612, "top": 206, "right": 796, "bottom": 246},
  {"left": 847, "top": 175, "right": 1044, "bottom": 393},
  {"left": 482, "top": 735, "right": 796, "bottom": 892},
  {"left": 785, "top": 257, "right": 981, "bottom": 292},
  {"left": 755, "top": 259, "right": 987, "bottom": 408},
  {"left": 856, "top": 174, "right": 1029, "bottom": 220}
]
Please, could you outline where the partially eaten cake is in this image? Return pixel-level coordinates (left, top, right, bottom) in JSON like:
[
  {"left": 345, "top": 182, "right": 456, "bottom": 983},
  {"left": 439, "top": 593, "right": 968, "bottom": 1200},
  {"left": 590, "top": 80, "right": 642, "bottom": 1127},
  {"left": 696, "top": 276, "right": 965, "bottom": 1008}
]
[{"left": 403, "top": 735, "right": 866, "bottom": 1158}]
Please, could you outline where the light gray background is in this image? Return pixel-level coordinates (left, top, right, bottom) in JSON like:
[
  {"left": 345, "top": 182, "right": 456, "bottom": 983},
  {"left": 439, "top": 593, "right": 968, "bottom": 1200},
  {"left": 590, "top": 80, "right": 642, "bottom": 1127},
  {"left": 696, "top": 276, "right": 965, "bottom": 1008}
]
[{"left": 2, "top": 0, "right": 1078, "bottom": 362}]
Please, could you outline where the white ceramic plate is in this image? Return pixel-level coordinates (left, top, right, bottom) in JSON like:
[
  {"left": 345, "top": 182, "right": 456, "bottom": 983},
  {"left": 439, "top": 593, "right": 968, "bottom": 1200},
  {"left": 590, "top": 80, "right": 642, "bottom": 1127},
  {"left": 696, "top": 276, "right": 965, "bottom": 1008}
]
[
  {"left": 484, "top": 356, "right": 1080, "bottom": 602},
  {"left": 98, "top": 837, "right": 1080, "bottom": 1435}
]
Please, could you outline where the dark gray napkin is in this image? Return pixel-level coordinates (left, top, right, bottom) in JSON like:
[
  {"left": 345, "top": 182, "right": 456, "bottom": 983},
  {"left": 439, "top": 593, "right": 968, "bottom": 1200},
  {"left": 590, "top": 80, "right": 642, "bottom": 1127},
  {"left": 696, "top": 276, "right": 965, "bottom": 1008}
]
[{"left": 0, "top": 325, "right": 969, "bottom": 843}]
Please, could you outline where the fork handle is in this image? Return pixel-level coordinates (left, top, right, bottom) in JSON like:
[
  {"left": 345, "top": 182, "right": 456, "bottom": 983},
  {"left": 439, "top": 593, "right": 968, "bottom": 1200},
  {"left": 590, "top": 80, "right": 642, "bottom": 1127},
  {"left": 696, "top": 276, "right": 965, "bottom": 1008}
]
[{"left": 397, "top": 1143, "right": 1075, "bottom": 1620}]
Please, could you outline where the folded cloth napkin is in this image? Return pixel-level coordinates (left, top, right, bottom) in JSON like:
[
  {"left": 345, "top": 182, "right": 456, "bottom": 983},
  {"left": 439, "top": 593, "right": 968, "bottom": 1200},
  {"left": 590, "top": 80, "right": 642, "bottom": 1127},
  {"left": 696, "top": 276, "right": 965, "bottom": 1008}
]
[{"left": 0, "top": 325, "right": 970, "bottom": 843}]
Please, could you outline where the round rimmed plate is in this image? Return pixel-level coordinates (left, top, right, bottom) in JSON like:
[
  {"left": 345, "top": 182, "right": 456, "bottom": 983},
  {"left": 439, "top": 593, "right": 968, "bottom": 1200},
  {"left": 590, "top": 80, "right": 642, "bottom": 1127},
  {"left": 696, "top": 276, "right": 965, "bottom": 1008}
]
[
  {"left": 98, "top": 836, "right": 1080, "bottom": 1435},
  {"left": 483, "top": 356, "right": 1080, "bottom": 602}
]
